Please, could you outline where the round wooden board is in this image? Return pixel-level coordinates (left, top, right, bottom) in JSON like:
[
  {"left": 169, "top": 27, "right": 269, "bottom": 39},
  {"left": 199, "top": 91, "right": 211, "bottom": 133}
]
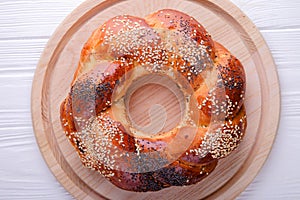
[{"left": 31, "top": 0, "right": 280, "bottom": 199}]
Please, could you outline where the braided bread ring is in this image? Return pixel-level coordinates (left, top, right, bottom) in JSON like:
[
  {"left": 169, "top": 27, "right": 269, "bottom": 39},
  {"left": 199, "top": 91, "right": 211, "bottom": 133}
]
[{"left": 60, "top": 9, "right": 246, "bottom": 192}]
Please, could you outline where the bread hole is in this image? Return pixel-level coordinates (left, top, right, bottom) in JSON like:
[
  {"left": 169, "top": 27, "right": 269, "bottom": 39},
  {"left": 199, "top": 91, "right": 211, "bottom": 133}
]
[{"left": 127, "top": 79, "right": 184, "bottom": 136}]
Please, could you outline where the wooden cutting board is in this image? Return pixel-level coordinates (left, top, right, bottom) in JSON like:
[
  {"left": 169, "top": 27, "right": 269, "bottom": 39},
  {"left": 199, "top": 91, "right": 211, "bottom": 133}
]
[{"left": 31, "top": 0, "right": 280, "bottom": 199}]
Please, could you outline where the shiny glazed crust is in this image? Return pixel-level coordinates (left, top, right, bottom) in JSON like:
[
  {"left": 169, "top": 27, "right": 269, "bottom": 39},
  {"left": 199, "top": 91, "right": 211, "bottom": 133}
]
[{"left": 60, "top": 9, "right": 247, "bottom": 192}]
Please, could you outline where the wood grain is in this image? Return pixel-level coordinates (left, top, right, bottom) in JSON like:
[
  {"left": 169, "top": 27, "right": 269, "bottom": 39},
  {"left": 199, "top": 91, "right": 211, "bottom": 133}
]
[
  {"left": 2, "top": 0, "right": 300, "bottom": 200},
  {"left": 31, "top": 0, "right": 280, "bottom": 199}
]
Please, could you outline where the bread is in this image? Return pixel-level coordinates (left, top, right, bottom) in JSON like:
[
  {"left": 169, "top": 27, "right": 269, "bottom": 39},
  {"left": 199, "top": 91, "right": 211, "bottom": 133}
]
[{"left": 60, "top": 9, "right": 247, "bottom": 192}]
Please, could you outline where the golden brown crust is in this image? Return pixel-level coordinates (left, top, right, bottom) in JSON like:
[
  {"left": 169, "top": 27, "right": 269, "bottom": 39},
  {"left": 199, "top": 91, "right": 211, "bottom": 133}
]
[
  {"left": 60, "top": 9, "right": 247, "bottom": 192},
  {"left": 107, "top": 158, "right": 218, "bottom": 192},
  {"left": 214, "top": 42, "right": 246, "bottom": 117},
  {"left": 195, "top": 42, "right": 246, "bottom": 125},
  {"left": 145, "top": 9, "right": 215, "bottom": 91},
  {"left": 145, "top": 9, "right": 215, "bottom": 59},
  {"left": 180, "top": 105, "right": 247, "bottom": 163},
  {"left": 72, "top": 15, "right": 160, "bottom": 84}
]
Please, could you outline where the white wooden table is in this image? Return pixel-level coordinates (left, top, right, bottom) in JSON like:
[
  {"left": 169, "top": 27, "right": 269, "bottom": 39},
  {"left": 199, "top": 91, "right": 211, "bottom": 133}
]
[{"left": 0, "top": 0, "right": 299, "bottom": 199}]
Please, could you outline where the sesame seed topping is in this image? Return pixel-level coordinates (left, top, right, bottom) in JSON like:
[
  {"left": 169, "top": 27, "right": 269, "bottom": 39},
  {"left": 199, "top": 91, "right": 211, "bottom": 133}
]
[{"left": 60, "top": 9, "right": 247, "bottom": 191}]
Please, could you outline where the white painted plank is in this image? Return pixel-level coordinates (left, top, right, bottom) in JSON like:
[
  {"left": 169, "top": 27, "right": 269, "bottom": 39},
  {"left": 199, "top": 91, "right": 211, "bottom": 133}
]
[
  {"left": 0, "top": 39, "right": 47, "bottom": 77},
  {"left": 231, "top": 0, "right": 300, "bottom": 30},
  {"left": 0, "top": 0, "right": 84, "bottom": 39},
  {"left": 239, "top": 111, "right": 300, "bottom": 199},
  {"left": 261, "top": 31, "right": 300, "bottom": 68},
  {"left": 0, "top": 144, "right": 72, "bottom": 199},
  {"left": 236, "top": 5, "right": 300, "bottom": 197},
  {"left": 1, "top": 0, "right": 300, "bottom": 40},
  {"left": 0, "top": 38, "right": 72, "bottom": 198}
]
